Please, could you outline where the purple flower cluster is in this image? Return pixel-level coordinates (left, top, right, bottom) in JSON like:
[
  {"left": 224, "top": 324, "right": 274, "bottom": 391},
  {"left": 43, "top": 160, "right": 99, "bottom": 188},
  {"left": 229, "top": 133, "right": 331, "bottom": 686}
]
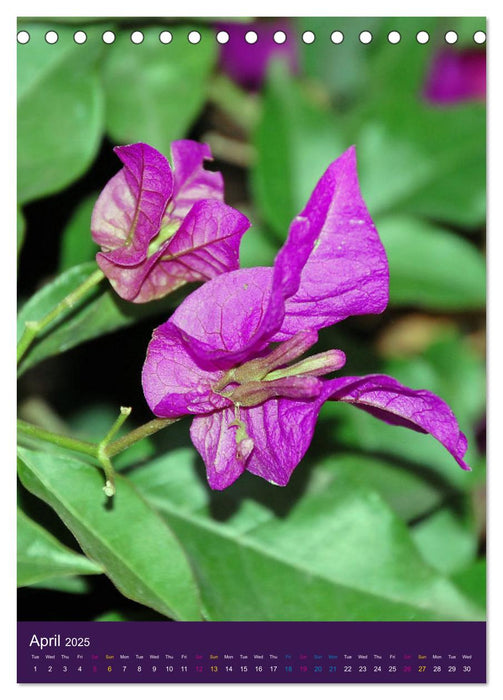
[
  {"left": 92, "top": 141, "right": 249, "bottom": 302},
  {"left": 133, "top": 145, "right": 470, "bottom": 490}
]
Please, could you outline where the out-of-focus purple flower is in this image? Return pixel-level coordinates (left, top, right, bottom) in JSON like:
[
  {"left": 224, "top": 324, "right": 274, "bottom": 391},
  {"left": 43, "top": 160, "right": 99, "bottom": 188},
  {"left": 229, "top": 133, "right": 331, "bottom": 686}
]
[
  {"left": 91, "top": 141, "right": 250, "bottom": 303},
  {"left": 217, "top": 20, "right": 298, "bottom": 91},
  {"left": 424, "top": 48, "right": 486, "bottom": 104},
  {"left": 142, "top": 147, "right": 470, "bottom": 490}
]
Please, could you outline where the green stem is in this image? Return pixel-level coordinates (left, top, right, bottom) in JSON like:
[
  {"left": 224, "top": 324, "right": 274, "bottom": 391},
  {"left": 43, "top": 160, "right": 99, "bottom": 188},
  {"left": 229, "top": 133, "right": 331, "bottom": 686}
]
[
  {"left": 17, "top": 419, "right": 98, "bottom": 459},
  {"left": 96, "top": 406, "right": 133, "bottom": 497},
  {"left": 106, "top": 417, "right": 180, "bottom": 458},
  {"left": 17, "top": 267, "right": 105, "bottom": 365},
  {"left": 17, "top": 414, "right": 180, "bottom": 495}
]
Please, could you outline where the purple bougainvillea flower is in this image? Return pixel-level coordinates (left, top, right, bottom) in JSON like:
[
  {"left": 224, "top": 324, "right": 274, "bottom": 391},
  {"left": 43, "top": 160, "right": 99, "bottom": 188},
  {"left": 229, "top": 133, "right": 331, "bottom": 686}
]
[
  {"left": 217, "top": 19, "right": 298, "bottom": 91},
  {"left": 142, "top": 147, "right": 470, "bottom": 490},
  {"left": 424, "top": 48, "right": 486, "bottom": 104},
  {"left": 91, "top": 141, "right": 250, "bottom": 303}
]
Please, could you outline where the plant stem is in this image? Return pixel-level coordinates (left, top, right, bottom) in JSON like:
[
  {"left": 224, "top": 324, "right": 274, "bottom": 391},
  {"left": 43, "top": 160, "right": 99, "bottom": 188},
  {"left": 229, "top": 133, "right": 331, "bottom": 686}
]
[
  {"left": 17, "top": 414, "right": 180, "bottom": 494},
  {"left": 96, "top": 407, "right": 133, "bottom": 497},
  {"left": 106, "top": 417, "right": 180, "bottom": 458},
  {"left": 17, "top": 267, "right": 106, "bottom": 365},
  {"left": 17, "top": 419, "right": 98, "bottom": 459}
]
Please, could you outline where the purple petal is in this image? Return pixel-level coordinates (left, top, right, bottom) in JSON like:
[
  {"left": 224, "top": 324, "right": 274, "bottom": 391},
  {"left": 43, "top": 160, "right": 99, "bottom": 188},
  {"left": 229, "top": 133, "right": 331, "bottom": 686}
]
[
  {"left": 242, "top": 397, "right": 324, "bottom": 486},
  {"left": 325, "top": 374, "right": 470, "bottom": 470},
  {"left": 142, "top": 322, "right": 231, "bottom": 418},
  {"left": 170, "top": 267, "right": 276, "bottom": 368},
  {"left": 190, "top": 395, "right": 324, "bottom": 490},
  {"left": 92, "top": 143, "right": 173, "bottom": 267},
  {"left": 131, "top": 200, "right": 250, "bottom": 303},
  {"left": 424, "top": 48, "right": 486, "bottom": 105},
  {"left": 190, "top": 408, "right": 249, "bottom": 490},
  {"left": 170, "top": 215, "right": 315, "bottom": 367},
  {"left": 275, "top": 146, "right": 389, "bottom": 340},
  {"left": 169, "top": 140, "right": 224, "bottom": 221}
]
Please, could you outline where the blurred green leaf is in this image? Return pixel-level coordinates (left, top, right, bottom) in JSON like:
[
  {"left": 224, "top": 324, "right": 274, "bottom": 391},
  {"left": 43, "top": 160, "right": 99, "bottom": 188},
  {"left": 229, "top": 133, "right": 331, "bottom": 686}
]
[
  {"left": 17, "top": 24, "right": 104, "bottom": 203},
  {"left": 17, "top": 507, "right": 102, "bottom": 587},
  {"left": 17, "top": 262, "right": 189, "bottom": 375},
  {"left": 377, "top": 216, "right": 485, "bottom": 309},
  {"left": 411, "top": 508, "right": 478, "bottom": 575},
  {"left": 17, "top": 447, "right": 202, "bottom": 620},
  {"left": 129, "top": 447, "right": 482, "bottom": 621},
  {"left": 94, "top": 611, "right": 129, "bottom": 621},
  {"left": 452, "top": 559, "right": 486, "bottom": 610},
  {"left": 296, "top": 17, "right": 383, "bottom": 100},
  {"left": 59, "top": 194, "right": 99, "bottom": 272},
  {"left": 28, "top": 575, "right": 93, "bottom": 594},
  {"left": 253, "top": 61, "right": 345, "bottom": 238},
  {"left": 315, "top": 451, "right": 444, "bottom": 523},
  {"left": 103, "top": 26, "right": 217, "bottom": 154},
  {"left": 239, "top": 223, "right": 278, "bottom": 268}
]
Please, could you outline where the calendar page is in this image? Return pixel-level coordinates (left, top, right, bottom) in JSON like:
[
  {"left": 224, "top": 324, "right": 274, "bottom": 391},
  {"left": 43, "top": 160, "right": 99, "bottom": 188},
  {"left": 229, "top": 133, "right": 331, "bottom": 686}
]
[{"left": 16, "top": 15, "right": 486, "bottom": 684}]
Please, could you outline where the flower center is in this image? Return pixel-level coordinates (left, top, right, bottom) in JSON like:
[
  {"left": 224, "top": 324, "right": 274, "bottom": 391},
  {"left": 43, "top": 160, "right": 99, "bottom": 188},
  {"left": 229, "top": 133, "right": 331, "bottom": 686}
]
[{"left": 212, "top": 330, "right": 345, "bottom": 408}]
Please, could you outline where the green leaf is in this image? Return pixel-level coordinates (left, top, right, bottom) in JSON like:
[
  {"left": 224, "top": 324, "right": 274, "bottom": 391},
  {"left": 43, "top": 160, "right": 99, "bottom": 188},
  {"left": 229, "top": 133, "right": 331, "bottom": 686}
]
[
  {"left": 315, "top": 450, "right": 444, "bottom": 523},
  {"left": 17, "top": 447, "right": 202, "bottom": 621},
  {"left": 17, "top": 262, "right": 189, "bottom": 375},
  {"left": 354, "top": 105, "right": 486, "bottom": 226},
  {"left": 28, "top": 575, "right": 93, "bottom": 594},
  {"left": 239, "top": 223, "right": 278, "bottom": 269},
  {"left": 59, "top": 194, "right": 99, "bottom": 272},
  {"left": 253, "top": 61, "right": 346, "bottom": 238},
  {"left": 17, "top": 24, "right": 104, "bottom": 203},
  {"left": 377, "top": 216, "right": 486, "bottom": 309},
  {"left": 451, "top": 559, "right": 486, "bottom": 610},
  {"left": 103, "top": 26, "right": 217, "bottom": 154},
  {"left": 17, "top": 507, "right": 102, "bottom": 587},
  {"left": 129, "top": 448, "right": 482, "bottom": 621},
  {"left": 411, "top": 508, "right": 478, "bottom": 575},
  {"left": 296, "top": 17, "right": 384, "bottom": 100}
]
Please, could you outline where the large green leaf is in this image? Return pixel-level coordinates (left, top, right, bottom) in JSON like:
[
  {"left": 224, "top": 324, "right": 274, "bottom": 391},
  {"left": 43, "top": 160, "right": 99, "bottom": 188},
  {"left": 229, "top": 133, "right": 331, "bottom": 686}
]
[
  {"left": 129, "top": 447, "right": 482, "bottom": 621},
  {"left": 452, "top": 559, "right": 486, "bottom": 610},
  {"left": 17, "top": 24, "right": 104, "bottom": 203},
  {"left": 377, "top": 216, "right": 486, "bottom": 309},
  {"left": 58, "top": 194, "right": 99, "bottom": 272},
  {"left": 103, "top": 26, "right": 217, "bottom": 154},
  {"left": 17, "top": 507, "right": 102, "bottom": 587},
  {"left": 17, "top": 262, "right": 188, "bottom": 374},
  {"left": 411, "top": 508, "right": 478, "bottom": 575},
  {"left": 17, "top": 447, "right": 202, "bottom": 620}
]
